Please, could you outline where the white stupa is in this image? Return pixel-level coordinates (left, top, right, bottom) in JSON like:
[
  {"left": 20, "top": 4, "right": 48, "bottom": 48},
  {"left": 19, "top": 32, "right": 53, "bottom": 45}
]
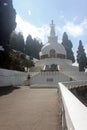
[
  {"left": 40, "top": 20, "right": 66, "bottom": 59},
  {"left": 30, "top": 21, "right": 78, "bottom": 86},
  {"left": 35, "top": 20, "right": 78, "bottom": 72}
]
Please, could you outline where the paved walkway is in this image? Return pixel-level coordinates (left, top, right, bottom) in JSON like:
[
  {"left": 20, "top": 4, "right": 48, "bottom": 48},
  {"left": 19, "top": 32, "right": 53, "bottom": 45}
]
[{"left": 0, "top": 86, "right": 62, "bottom": 130}]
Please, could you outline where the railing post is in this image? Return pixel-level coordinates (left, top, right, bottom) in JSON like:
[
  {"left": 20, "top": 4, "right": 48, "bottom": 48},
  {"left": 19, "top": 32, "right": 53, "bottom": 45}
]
[{"left": 62, "top": 106, "right": 67, "bottom": 130}]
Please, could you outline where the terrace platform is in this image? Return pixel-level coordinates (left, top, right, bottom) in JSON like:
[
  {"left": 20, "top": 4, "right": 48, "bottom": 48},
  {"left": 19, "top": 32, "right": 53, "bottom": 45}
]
[{"left": 0, "top": 86, "right": 62, "bottom": 130}]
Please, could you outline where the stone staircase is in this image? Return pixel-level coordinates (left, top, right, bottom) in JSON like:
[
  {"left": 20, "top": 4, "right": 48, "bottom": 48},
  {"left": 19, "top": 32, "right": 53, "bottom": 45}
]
[{"left": 29, "top": 71, "right": 71, "bottom": 87}]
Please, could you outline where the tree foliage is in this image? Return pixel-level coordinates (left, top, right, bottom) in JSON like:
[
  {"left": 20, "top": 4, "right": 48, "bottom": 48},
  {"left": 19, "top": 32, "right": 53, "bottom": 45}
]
[
  {"left": 0, "top": 0, "right": 43, "bottom": 70},
  {"left": 25, "top": 35, "right": 43, "bottom": 59},
  {"left": 0, "top": 0, "right": 16, "bottom": 47},
  {"left": 0, "top": 0, "right": 16, "bottom": 69},
  {"left": 62, "top": 32, "right": 75, "bottom": 63},
  {"left": 9, "top": 50, "right": 34, "bottom": 71},
  {"left": 10, "top": 31, "right": 25, "bottom": 53},
  {"left": 77, "top": 40, "right": 86, "bottom": 71}
]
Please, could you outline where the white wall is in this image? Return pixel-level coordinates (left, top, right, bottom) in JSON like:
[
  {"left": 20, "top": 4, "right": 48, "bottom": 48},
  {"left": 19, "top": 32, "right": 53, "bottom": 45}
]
[
  {"left": 59, "top": 83, "right": 87, "bottom": 130},
  {"left": 63, "top": 71, "right": 87, "bottom": 81},
  {"left": 0, "top": 69, "right": 28, "bottom": 87}
]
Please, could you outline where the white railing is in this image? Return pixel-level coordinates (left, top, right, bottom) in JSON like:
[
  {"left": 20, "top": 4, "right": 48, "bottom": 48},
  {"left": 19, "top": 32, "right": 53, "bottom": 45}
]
[
  {"left": 58, "top": 82, "right": 87, "bottom": 130},
  {"left": 62, "top": 80, "right": 87, "bottom": 89},
  {"left": 62, "top": 71, "right": 87, "bottom": 81},
  {"left": 0, "top": 69, "right": 28, "bottom": 87}
]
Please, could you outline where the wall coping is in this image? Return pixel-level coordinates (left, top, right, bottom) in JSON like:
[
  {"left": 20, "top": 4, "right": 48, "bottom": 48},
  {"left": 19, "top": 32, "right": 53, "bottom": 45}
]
[{"left": 59, "top": 82, "right": 87, "bottom": 130}]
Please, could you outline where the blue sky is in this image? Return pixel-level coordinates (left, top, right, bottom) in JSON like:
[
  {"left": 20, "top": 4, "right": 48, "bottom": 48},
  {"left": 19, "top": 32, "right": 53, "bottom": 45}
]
[{"left": 13, "top": 0, "right": 87, "bottom": 57}]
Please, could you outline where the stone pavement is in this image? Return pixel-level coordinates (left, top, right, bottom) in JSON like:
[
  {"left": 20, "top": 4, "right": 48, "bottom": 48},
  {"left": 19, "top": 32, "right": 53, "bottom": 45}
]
[{"left": 0, "top": 86, "right": 62, "bottom": 130}]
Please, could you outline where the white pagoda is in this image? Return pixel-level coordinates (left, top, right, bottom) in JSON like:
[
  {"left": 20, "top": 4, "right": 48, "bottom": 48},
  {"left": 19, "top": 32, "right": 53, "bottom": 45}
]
[
  {"left": 30, "top": 21, "right": 78, "bottom": 86},
  {"left": 35, "top": 20, "right": 78, "bottom": 72}
]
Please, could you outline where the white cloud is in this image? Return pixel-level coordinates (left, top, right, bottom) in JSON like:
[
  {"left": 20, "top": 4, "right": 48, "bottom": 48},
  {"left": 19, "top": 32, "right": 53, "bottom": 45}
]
[
  {"left": 15, "top": 14, "right": 87, "bottom": 44},
  {"left": 84, "top": 45, "right": 87, "bottom": 55},
  {"left": 58, "top": 18, "right": 87, "bottom": 37},
  {"left": 15, "top": 15, "right": 50, "bottom": 43},
  {"left": 28, "top": 10, "right": 31, "bottom": 16},
  {"left": 62, "top": 22, "right": 83, "bottom": 37},
  {"left": 81, "top": 19, "right": 87, "bottom": 29}
]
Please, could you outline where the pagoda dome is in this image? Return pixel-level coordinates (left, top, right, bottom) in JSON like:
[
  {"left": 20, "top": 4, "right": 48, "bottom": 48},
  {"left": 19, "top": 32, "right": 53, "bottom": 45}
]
[
  {"left": 40, "top": 20, "right": 66, "bottom": 59},
  {"left": 41, "top": 42, "right": 66, "bottom": 56}
]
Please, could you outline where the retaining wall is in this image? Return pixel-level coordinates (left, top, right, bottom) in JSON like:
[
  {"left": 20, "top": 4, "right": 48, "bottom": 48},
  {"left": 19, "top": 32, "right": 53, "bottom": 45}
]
[{"left": 0, "top": 69, "right": 28, "bottom": 87}]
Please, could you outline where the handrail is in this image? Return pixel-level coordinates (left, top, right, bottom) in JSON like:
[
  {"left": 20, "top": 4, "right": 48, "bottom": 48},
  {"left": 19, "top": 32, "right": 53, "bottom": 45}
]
[
  {"left": 62, "top": 80, "right": 87, "bottom": 89},
  {"left": 59, "top": 82, "right": 87, "bottom": 130}
]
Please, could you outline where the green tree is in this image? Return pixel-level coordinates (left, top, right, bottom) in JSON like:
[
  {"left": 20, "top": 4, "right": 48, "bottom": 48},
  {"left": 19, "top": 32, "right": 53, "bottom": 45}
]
[
  {"left": 77, "top": 40, "right": 86, "bottom": 71},
  {"left": 9, "top": 50, "right": 34, "bottom": 71},
  {"left": 9, "top": 50, "right": 24, "bottom": 71},
  {"left": 25, "top": 35, "right": 43, "bottom": 59},
  {"left": 0, "top": 0, "right": 16, "bottom": 69},
  {"left": 25, "top": 35, "right": 33, "bottom": 57},
  {"left": 9, "top": 31, "right": 18, "bottom": 50},
  {"left": 62, "top": 32, "right": 75, "bottom": 63},
  {"left": 17, "top": 32, "right": 25, "bottom": 53},
  {"left": 33, "top": 38, "right": 43, "bottom": 59},
  {"left": 10, "top": 31, "right": 25, "bottom": 53},
  {"left": 0, "top": 0, "right": 16, "bottom": 47}
]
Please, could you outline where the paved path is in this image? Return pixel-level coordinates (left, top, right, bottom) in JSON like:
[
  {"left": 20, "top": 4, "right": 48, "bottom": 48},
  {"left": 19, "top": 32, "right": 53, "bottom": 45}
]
[{"left": 0, "top": 86, "right": 62, "bottom": 130}]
